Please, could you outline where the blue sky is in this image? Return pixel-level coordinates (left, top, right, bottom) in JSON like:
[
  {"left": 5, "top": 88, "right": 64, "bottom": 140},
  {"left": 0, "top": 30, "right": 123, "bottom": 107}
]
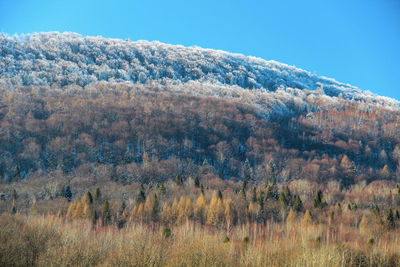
[{"left": 1, "top": 0, "right": 399, "bottom": 100}]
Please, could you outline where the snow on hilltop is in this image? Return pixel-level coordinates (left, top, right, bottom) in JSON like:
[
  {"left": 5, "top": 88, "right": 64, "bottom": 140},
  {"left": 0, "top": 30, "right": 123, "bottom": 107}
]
[{"left": 0, "top": 32, "right": 398, "bottom": 107}]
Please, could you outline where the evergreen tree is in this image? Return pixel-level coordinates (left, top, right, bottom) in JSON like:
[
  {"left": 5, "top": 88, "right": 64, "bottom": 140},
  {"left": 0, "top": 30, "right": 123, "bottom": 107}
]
[
  {"left": 200, "top": 184, "right": 205, "bottom": 195},
  {"left": 257, "top": 191, "right": 265, "bottom": 206},
  {"left": 386, "top": 208, "right": 395, "bottom": 229},
  {"left": 86, "top": 191, "right": 93, "bottom": 204},
  {"left": 284, "top": 186, "right": 292, "bottom": 206},
  {"left": 94, "top": 187, "right": 102, "bottom": 204},
  {"left": 266, "top": 180, "right": 279, "bottom": 200},
  {"left": 64, "top": 185, "right": 73, "bottom": 202},
  {"left": 176, "top": 174, "right": 183, "bottom": 186},
  {"left": 136, "top": 184, "right": 146, "bottom": 204},
  {"left": 294, "top": 195, "right": 303, "bottom": 212},
  {"left": 119, "top": 200, "right": 126, "bottom": 216},
  {"left": 313, "top": 190, "right": 326, "bottom": 209},
  {"left": 240, "top": 180, "right": 247, "bottom": 199},
  {"left": 257, "top": 191, "right": 265, "bottom": 223},
  {"left": 103, "top": 198, "right": 112, "bottom": 225},
  {"left": 217, "top": 189, "right": 223, "bottom": 200},
  {"left": 92, "top": 210, "right": 98, "bottom": 226},
  {"left": 194, "top": 176, "right": 200, "bottom": 188},
  {"left": 279, "top": 192, "right": 288, "bottom": 207}
]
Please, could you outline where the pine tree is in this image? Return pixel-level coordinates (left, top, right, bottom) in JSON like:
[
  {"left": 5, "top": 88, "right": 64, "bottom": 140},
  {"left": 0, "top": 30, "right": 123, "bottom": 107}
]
[
  {"left": 200, "top": 184, "right": 205, "bottom": 195},
  {"left": 92, "top": 210, "right": 98, "bottom": 226},
  {"left": 64, "top": 185, "right": 73, "bottom": 202},
  {"left": 386, "top": 209, "right": 395, "bottom": 229},
  {"left": 279, "top": 192, "right": 288, "bottom": 207},
  {"left": 119, "top": 200, "right": 126, "bottom": 216},
  {"left": 85, "top": 191, "right": 93, "bottom": 204},
  {"left": 136, "top": 185, "right": 146, "bottom": 204},
  {"left": 94, "top": 187, "right": 102, "bottom": 204},
  {"left": 217, "top": 189, "right": 223, "bottom": 200},
  {"left": 103, "top": 198, "right": 112, "bottom": 225},
  {"left": 194, "top": 176, "right": 200, "bottom": 188},
  {"left": 284, "top": 186, "right": 292, "bottom": 205},
  {"left": 294, "top": 195, "right": 303, "bottom": 212},
  {"left": 176, "top": 174, "right": 183, "bottom": 186},
  {"left": 266, "top": 180, "right": 279, "bottom": 200},
  {"left": 313, "top": 190, "right": 326, "bottom": 209}
]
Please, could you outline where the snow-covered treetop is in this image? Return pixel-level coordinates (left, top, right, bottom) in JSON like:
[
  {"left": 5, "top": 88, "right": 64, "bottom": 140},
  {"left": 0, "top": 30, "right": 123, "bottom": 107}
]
[{"left": 0, "top": 32, "right": 398, "bottom": 108}]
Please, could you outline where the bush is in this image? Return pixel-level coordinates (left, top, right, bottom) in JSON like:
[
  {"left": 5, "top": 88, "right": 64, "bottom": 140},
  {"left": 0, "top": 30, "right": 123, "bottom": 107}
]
[
  {"left": 162, "top": 226, "right": 171, "bottom": 238},
  {"left": 222, "top": 235, "right": 230, "bottom": 243},
  {"left": 0, "top": 214, "right": 60, "bottom": 267}
]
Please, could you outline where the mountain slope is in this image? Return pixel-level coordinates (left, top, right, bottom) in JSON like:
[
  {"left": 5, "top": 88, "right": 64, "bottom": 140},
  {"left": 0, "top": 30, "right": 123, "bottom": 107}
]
[
  {"left": 1, "top": 32, "right": 398, "bottom": 107},
  {"left": 0, "top": 32, "right": 399, "bottom": 186}
]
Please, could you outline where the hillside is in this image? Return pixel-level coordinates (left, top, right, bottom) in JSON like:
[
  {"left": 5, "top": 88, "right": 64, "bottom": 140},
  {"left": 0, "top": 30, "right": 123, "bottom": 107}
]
[
  {"left": 0, "top": 31, "right": 399, "bottom": 196},
  {"left": 1, "top": 32, "right": 400, "bottom": 266},
  {"left": 1, "top": 32, "right": 399, "bottom": 105}
]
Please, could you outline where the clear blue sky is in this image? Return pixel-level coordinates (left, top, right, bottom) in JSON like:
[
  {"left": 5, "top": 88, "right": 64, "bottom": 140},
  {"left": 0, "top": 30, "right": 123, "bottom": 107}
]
[{"left": 1, "top": 0, "right": 399, "bottom": 100}]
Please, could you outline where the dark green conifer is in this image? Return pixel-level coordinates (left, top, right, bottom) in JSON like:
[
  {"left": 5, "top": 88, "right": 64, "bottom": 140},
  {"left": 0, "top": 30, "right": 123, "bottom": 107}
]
[
  {"left": 194, "top": 176, "right": 200, "bottom": 188},
  {"left": 217, "top": 189, "right": 223, "bottom": 200},
  {"left": 136, "top": 184, "right": 146, "bottom": 204},
  {"left": 294, "top": 195, "right": 303, "bottom": 212},
  {"left": 103, "top": 198, "right": 112, "bottom": 225},
  {"left": 94, "top": 187, "right": 102, "bottom": 204},
  {"left": 64, "top": 185, "right": 73, "bottom": 202},
  {"left": 387, "top": 208, "right": 395, "bottom": 229}
]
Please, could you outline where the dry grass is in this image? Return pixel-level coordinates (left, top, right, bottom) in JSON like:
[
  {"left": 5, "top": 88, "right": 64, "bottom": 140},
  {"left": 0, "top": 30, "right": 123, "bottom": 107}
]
[{"left": 1, "top": 213, "right": 400, "bottom": 266}]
